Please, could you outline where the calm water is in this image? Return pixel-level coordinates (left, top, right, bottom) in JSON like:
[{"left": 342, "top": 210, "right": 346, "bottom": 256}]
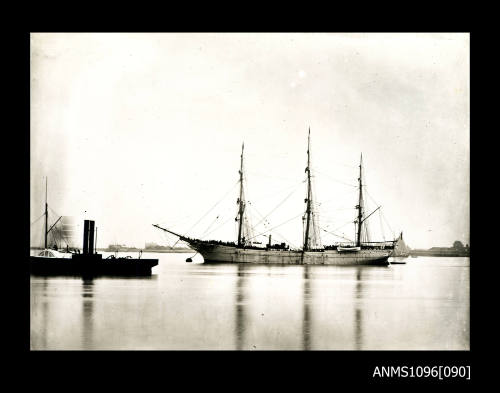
[{"left": 30, "top": 252, "right": 469, "bottom": 350}]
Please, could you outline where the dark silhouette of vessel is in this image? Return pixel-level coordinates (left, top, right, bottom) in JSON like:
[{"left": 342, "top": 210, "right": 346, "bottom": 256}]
[{"left": 30, "top": 219, "right": 158, "bottom": 276}]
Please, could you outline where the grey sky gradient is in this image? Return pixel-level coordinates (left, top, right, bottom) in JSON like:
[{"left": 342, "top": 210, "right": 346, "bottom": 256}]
[{"left": 30, "top": 33, "right": 469, "bottom": 249}]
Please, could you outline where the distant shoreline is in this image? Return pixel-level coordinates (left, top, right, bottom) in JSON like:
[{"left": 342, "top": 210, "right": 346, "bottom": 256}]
[
  {"left": 409, "top": 250, "right": 470, "bottom": 257},
  {"left": 141, "top": 249, "right": 194, "bottom": 253},
  {"left": 101, "top": 248, "right": 194, "bottom": 253},
  {"left": 30, "top": 247, "right": 194, "bottom": 254}
]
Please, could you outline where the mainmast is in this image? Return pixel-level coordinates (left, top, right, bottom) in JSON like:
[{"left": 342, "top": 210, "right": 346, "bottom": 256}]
[
  {"left": 356, "top": 154, "right": 364, "bottom": 247},
  {"left": 303, "top": 129, "right": 312, "bottom": 251},
  {"left": 237, "top": 142, "right": 245, "bottom": 247},
  {"left": 44, "top": 177, "right": 48, "bottom": 249}
]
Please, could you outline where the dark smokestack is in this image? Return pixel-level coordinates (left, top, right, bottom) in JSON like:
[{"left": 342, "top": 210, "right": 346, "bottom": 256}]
[
  {"left": 83, "top": 220, "right": 89, "bottom": 254},
  {"left": 88, "top": 220, "right": 95, "bottom": 255}
]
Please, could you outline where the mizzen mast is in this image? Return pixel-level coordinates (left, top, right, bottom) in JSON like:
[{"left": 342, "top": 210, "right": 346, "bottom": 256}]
[{"left": 237, "top": 142, "right": 245, "bottom": 247}]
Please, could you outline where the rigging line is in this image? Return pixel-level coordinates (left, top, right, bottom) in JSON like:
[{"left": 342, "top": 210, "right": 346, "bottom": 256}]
[
  {"left": 159, "top": 179, "right": 240, "bottom": 230},
  {"left": 246, "top": 205, "right": 296, "bottom": 248},
  {"left": 315, "top": 217, "right": 348, "bottom": 227},
  {"left": 312, "top": 189, "right": 359, "bottom": 206},
  {"left": 331, "top": 219, "right": 357, "bottom": 233},
  {"left": 252, "top": 221, "right": 297, "bottom": 249},
  {"left": 200, "top": 214, "right": 222, "bottom": 238},
  {"left": 184, "top": 179, "right": 239, "bottom": 236},
  {"left": 312, "top": 199, "right": 358, "bottom": 207},
  {"left": 249, "top": 180, "right": 305, "bottom": 202},
  {"left": 48, "top": 205, "right": 61, "bottom": 218},
  {"left": 320, "top": 227, "right": 353, "bottom": 242},
  {"left": 325, "top": 160, "right": 358, "bottom": 169},
  {"left": 201, "top": 216, "right": 235, "bottom": 239},
  {"left": 271, "top": 231, "right": 298, "bottom": 250},
  {"left": 30, "top": 212, "right": 46, "bottom": 226},
  {"left": 159, "top": 230, "right": 179, "bottom": 248},
  {"left": 246, "top": 171, "right": 300, "bottom": 183},
  {"left": 380, "top": 209, "right": 395, "bottom": 239},
  {"left": 310, "top": 169, "right": 358, "bottom": 188},
  {"left": 245, "top": 201, "right": 269, "bottom": 226},
  {"left": 171, "top": 238, "right": 181, "bottom": 248},
  {"left": 157, "top": 212, "right": 206, "bottom": 230},
  {"left": 314, "top": 208, "right": 357, "bottom": 220},
  {"left": 379, "top": 210, "right": 386, "bottom": 241},
  {"left": 247, "top": 208, "right": 272, "bottom": 234},
  {"left": 251, "top": 183, "right": 302, "bottom": 229},
  {"left": 248, "top": 203, "right": 296, "bottom": 244},
  {"left": 247, "top": 213, "right": 304, "bottom": 242},
  {"left": 319, "top": 226, "right": 348, "bottom": 241},
  {"left": 313, "top": 208, "right": 356, "bottom": 220},
  {"left": 365, "top": 189, "right": 381, "bottom": 210}
]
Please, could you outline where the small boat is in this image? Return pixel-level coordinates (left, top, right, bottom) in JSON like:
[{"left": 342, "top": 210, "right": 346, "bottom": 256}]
[
  {"left": 337, "top": 246, "right": 361, "bottom": 252},
  {"left": 391, "top": 232, "right": 410, "bottom": 258}
]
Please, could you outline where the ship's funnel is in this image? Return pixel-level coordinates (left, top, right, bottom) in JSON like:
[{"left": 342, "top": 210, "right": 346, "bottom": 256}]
[
  {"left": 82, "top": 219, "right": 95, "bottom": 255},
  {"left": 88, "top": 220, "right": 95, "bottom": 255}
]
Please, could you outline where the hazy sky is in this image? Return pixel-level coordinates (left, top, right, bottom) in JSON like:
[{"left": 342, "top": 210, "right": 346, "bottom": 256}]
[{"left": 30, "top": 33, "right": 469, "bottom": 249}]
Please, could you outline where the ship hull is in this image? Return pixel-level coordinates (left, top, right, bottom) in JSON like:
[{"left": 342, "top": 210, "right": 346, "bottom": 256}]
[
  {"left": 30, "top": 255, "right": 158, "bottom": 276},
  {"left": 189, "top": 243, "right": 390, "bottom": 266}
]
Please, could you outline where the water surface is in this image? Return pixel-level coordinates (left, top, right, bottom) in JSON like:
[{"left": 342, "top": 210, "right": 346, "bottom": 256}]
[{"left": 30, "top": 252, "right": 469, "bottom": 350}]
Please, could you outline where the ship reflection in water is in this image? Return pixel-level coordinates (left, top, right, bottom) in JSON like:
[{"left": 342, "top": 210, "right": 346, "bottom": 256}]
[
  {"left": 81, "top": 278, "right": 94, "bottom": 349},
  {"left": 30, "top": 252, "right": 469, "bottom": 350}
]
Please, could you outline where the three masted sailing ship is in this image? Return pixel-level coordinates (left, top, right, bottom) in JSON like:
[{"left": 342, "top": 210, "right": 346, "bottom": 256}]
[{"left": 154, "top": 130, "right": 394, "bottom": 265}]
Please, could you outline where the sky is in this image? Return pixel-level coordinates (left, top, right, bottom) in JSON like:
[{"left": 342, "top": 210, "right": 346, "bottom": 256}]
[{"left": 30, "top": 33, "right": 469, "bottom": 250}]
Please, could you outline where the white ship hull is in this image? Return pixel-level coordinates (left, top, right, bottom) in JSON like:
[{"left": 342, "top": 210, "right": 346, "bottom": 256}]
[{"left": 189, "top": 243, "right": 390, "bottom": 266}]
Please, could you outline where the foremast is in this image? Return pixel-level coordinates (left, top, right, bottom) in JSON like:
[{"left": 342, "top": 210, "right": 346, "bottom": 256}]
[
  {"left": 302, "top": 129, "right": 322, "bottom": 251},
  {"left": 154, "top": 142, "right": 253, "bottom": 250},
  {"left": 355, "top": 154, "right": 364, "bottom": 247}
]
